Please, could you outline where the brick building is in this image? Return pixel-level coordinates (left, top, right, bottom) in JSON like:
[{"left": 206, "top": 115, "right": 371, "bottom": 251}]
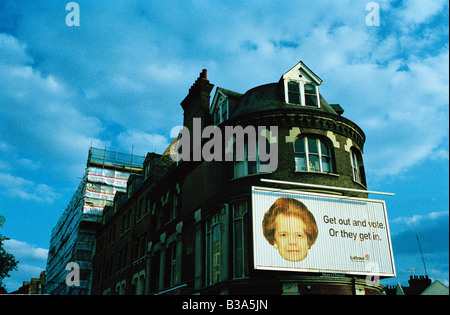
[{"left": 91, "top": 61, "right": 391, "bottom": 295}]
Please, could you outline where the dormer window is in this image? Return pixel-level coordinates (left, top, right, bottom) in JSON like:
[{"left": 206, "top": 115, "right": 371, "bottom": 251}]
[
  {"left": 145, "top": 163, "right": 151, "bottom": 179},
  {"left": 211, "top": 87, "right": 242, "bottom": 126},
  {"left": 214, "top": 99, "right": 228, "bottom": 125},
  {"left": 282, "top": 61, "right": 323, "bottom": 108},
  {"left": 286, "top": 81, "right": 320, "bottom": 107}
]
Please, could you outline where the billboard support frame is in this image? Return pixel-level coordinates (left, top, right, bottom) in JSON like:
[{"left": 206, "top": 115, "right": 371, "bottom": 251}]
[{"left": 260, "top": 178, "right": 395, "bottom": 196}]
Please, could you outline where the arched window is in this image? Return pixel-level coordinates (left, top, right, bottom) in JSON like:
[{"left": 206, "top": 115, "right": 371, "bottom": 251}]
[
  {"left": 294, "top": 136, "right": 333, "bottom": 173},
  {"left": 350, "top": 148, "right": 366, "bottom": 185}
]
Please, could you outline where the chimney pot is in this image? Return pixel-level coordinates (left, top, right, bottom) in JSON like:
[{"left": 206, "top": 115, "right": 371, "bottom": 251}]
[{"left": 201, "top": 69, "right": 207, "bottom": 79}]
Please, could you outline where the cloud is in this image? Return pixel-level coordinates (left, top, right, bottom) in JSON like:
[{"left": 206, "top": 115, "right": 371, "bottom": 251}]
[
  {"left": 0, "top": 32, "right": 107, "bottom": 182},
  {"left": 0, "top": 0, "right": 447, "bottom": 291},
  {"left": 17, "top": 158, "right": 41, "bottom": 171},
  {"left": 117, "top": 130, "right": 171, "bottom": 157},
  {"left": 396, "top": 0, "right": 448, "bottom": 26},
  {"left": 387, "top": 210, "right": 449, "bottom": 283},
  {"left": 0, "top": 172, "right": 61, "bottom": 203},
  {"left": 330, "top": 49, "right": 449, "bottom": 178},
  {"left": 2, "top": 239, "right": 47, "bottom": 293},
  {"left": 390, "top": 211, "right": 449, "bottom": 255},
  {"left": 392, "top": 211, "right": 449, "bottom": 228},
  {"left": 3, "top": 239, "right": 48, "bottom": 261}
]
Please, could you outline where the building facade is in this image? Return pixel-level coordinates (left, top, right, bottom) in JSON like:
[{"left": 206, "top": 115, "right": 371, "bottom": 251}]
[
  {"left": 9, "top": 271, "right": 46, "bottom": 295},
  {"left": 385, "top": 275, "right": 449, "bottom": 295},
  {"left": 91, "top": 62, "right": 392, "bottom": 295},
  {"left": 44, "top": 147, "right": 144, "bottom": 295}
]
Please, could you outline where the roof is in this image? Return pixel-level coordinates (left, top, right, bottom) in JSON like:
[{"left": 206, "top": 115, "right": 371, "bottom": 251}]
[
  {"left": 421, "top": 280, "right": 449, "bottom": 295},
  {"left": 230, "top": 82, "right": 339, "bottom": 118},
  {"left": 281, "top": 60, "right": 323, "bottom": 85},
  {"left": 210, "top": 87, "right": 243, "bottom": 114},
  {"left": 209, "top": 61, "right": 345, "bottom": 121}
]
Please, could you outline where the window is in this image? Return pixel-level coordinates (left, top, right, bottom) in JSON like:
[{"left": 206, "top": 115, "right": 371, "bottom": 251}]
[
  {"left": 150, "top": 251, "right": 161, "bottom": 292},
  {"left": 206, "top": 213, "right": 222, "bottom": 285},
  {"left": 234, "top": 138, "right": 271, "bottom": 178},
  {"left": 154, "top": 203, "right": 163, "bottom": 230},
  {"left": 128, "top": 183, "right": 133, "bottom": 198},
  {"left": 286, "top": 81, "right": 320, "bottom": 107},
  {"left": 137, "top": 199, "right": 144, "bottom": 221},
  {"left": 168, "top": 242, "right": 178, "bottom": 287},
  {"left": 287, "top": 81, "right": 301, "bottom": 104},
  {"left": 214, "top": 99, "right": 229, "bottom": 125},
  {"left": 170, "top": 193, "right": 179, "bottom": 221},
  {"left": 304, "top": 83, "right": 318, "bottom": 107},
  {"left": 350, "top": 148, "right": 365, "bottom": 185},
  {"left": 232, "top": 202, "right": 248, "bottom": 279},
  {"left": 145, "top": 163, "right": 151, "bottom": 179},
  {"left": 133, "top": 273, "right": 145, "bottom": 295},
  {"left": 146, "top": 195, "right": 151, "bottom": 216},
  {"left": 294, "top": 136, "right": 333, "bottom": 173},
  {"left": 121, "top": 214, "right": 127, "bottom": 233}
]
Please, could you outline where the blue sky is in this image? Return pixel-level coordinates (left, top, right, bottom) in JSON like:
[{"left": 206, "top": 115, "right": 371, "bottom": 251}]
[{"left": 0, "top": 0, "right": 448, "bottom": 292}]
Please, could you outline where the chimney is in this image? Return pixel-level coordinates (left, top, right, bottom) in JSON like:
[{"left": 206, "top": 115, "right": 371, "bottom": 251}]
[
  {"left": 179, "top": 69, "right": 214, "bottom": 160},
  {"left": 408, "top": 275, "right": 432, "bottom": 295},
  {"left": 181, "top": 69, "right": 213, "bottom": 114}
]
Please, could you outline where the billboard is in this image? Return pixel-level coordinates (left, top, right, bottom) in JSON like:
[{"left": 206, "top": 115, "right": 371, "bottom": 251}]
[{"left": 252, "top": 186, "right": 395, "bottom": 278}]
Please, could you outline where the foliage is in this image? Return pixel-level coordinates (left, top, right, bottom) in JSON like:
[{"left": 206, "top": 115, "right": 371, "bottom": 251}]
[{"left": 0, "top": 214, "right": 19, "bottom": 293}]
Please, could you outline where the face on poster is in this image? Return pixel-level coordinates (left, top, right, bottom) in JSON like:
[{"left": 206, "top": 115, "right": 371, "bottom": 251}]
[{"left": 252, "top": 187, "right": 396, "bottom": 278}]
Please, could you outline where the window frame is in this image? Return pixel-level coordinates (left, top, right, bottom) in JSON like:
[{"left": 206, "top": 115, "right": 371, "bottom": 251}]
[
  {"left": 350, "top": 148, "right": 365, "bottom": 185},
  {"left": 232, "top": 201, "right": 249, "bottom": 279},
  {"left": 168, "top": 241, "right": 178, "bottom": 287},
  {"left": 214, "top": 98, "right": 229, "bottom": 125},
  {"left": 294, "top": 136, "right": 333, "bottom": 173},
  {"left": 233, "top": 137, "right": 271, "bottom": 178},
  {"left": 205, "top": 213, "right": 222, "bottom": 285},
  {"left": 285, "top": 80, "right": 320, "bottom": 108}
]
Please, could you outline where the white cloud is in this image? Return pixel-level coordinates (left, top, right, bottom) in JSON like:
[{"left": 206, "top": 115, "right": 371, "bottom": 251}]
[
  {"left": 396, "top": 0, "right": 448, "bottom": 26},
  {"left": 0, "top": 172, "right": 60, "bottom": 203},
  {"left": 117, "top": 130, "right": 171, "bottom": 157},
  {"left": 17, "top": 158, "right": 41, "bottom": 171},
  {"left": 3, "top": 239, "right": 48, "bottom": 261},
  {"left": 0, "top": 32, "right": 108, "bottom": 181},
  {"left": 391, "top": 211, "right": 449, "bottom": 230},
  {"left": 332, "top": 48, "right": 450, "bottom": 178},
  {"left": 0, "top": 33, "right": 33, "bottom": 65},
  {"left": 0, "top": 1, "right": 447, "bottom": 180},
  {"left": 2, "top": 239, "right": 47, "bottom": 293}
]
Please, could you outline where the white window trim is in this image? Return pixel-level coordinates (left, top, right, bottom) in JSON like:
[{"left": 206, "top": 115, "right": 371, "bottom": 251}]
[
  {"left": 294, "top": 137, "right": 332, "bottom": 173},
  {"left": 350, "top": 150, "right": 362, "bottom": 183},
  {"left": 214, "top": 97, "right": 229, "bottom": 125},
  {"left": 233, "top": 137, "right": 271, "bottom": 178},
  {"left": 284, "top": 80, "right": 321, "bottom": 108}
]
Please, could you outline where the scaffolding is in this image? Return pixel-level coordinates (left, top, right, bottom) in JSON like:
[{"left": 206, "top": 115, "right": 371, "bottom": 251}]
[{"left": 44, "top": 147, "right": 144, "bottom": 295}]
